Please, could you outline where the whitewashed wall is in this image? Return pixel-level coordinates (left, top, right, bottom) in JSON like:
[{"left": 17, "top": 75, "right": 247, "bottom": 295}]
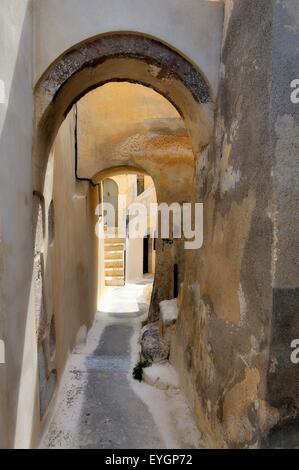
[
  {"left": 0, "top": 0, "right": 35, "bottom": 448},
  {"left": 33, "top": 0, "right": 224, "bottom": 93}
]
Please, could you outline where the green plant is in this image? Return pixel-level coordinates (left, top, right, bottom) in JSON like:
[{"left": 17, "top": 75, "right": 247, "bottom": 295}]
[{"left": 132, "top": 359, "right": 151, "bottom": 382}]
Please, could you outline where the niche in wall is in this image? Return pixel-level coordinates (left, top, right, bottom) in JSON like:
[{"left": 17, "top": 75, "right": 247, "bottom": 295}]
[
  {"left": 49, "top": 315, "right": 56, "bottom": 363},
  {"left": 173, "top": 264, "right": 179, "bottom": 298},
  {"left": 48, "top": 200, "right": 55, "bottom": 245}
]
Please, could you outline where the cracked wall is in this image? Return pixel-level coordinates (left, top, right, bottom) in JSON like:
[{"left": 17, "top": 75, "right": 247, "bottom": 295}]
[
  {"left": 171, "top": 0, "right": 299, "bottom": 448},
  {"left": 266, "top": 0, "right": 299, "bottom": 446}
]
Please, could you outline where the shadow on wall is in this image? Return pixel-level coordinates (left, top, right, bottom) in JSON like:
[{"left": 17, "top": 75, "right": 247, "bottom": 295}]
[
  {"left": 0, "top": 3, "right": 99, "bottom": 449},
  {"left": 0, "top": 2, "right": 36, "bottom": 449}
]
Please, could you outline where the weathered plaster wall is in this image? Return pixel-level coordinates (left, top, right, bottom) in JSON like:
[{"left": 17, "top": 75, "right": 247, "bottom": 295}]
[
  {"left": 0, "top": 1, "right": 221, "bottom": 446},
  {"left": 77, "top": 84, "right": 184, "bottom": 170},
  {"left": 33, "top": 32, "right": 214, "bottom": 196},
  {"left": 126, "top": 238, "right": 144, "bottom": 283},
  {"left": 52, "top": 109, "right": 98, "bottom": 375},
  {"left": 266, "top": 0, "right": 299, "bottom": 446},
  {"left": 125, "top": 174, "right": 157, "bottom": 283},
  {"left": 0, "top": 0, "right": 34, "bottom": 448},
  {"left": 172, "top": 0, "right": 275, "bottom": 448},
  {"left": 33, "top": 0, "right": 223, "bottom": 93},
  {"left": 0, "top": 7, "right": 99, "bottom": 439},
  {"left": 2, "top": 0, "right": 296, "bottom": 450},
  {"left": 79, "top": 84, "right": 195, "bottom": 319},
  {"left": 106, "top": 173, "right": 156, "bottom": 234},
  {"left": 172, "top": 0, "right": 299, "bottom": 448},
  {"left": 34, "top": 108, "right": 99, "bottom": 445}
]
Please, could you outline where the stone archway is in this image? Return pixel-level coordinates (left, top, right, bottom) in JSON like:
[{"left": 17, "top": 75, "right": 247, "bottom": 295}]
[
  {"left": 32, "top": 32, "right": 215, "bottom": 445},
  {"left": 33, "top": 32, "right": 214, "bottom": 319},
  {"left": 33, "top": 33, "right": 214, "bottom": 192}
]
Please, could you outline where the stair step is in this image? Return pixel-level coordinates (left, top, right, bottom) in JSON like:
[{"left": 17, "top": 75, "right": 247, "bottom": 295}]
[
  {"left": 105, "top": 278, "right": 125, "bottom": 287},
  {"left": 104, "top": 238, "right": 125, "bottom": 244},
  {"left": 105, "top": 252, "right": 123, "bottom": 260},
  {"left": 105, "top": 275, "right": 124, "bottom": 280},
  {"left": 105, "top": 260, "right": 124, "bottom": 269},
  {"left": 105, "top": 268, "right": 124, "bottom": 277},
  {"left": 104, "top": 244, "right": 124, "bottom": 252}
]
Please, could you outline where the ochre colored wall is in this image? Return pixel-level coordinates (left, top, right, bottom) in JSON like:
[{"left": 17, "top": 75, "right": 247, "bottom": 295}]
[
  {"left": 78, "top": 83, "right": 194, "bottom": 319},
  {"left": 30, "top": 108, "right": 99, "bottom": 446},
  {"left": 171, "top": 0, "right": 299, "bottom": 449},
  {"left": 52, "top": 109, "right": 98, "bottom": 374},
  {"left": 1, "top": 0, "right": 298, "bottom": 450}
]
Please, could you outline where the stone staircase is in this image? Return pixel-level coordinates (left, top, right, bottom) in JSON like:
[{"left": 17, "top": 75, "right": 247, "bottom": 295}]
[{"left": 104, "top": 236, "right": 126, "bottom": 286}]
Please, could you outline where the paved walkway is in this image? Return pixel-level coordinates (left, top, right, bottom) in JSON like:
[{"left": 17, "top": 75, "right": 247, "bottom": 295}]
[{"left": 41, "top": 281, "right": 202, "bottom": 449}]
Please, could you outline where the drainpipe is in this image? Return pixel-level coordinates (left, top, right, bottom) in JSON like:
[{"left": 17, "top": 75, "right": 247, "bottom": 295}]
[{"left": 74, "top": 104, "right": 100, "bottom": 190}]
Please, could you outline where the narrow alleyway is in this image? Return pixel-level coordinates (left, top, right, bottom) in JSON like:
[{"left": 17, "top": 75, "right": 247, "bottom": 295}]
[{"left": 41, "top": 280, "right": 202, "bottom": 449}]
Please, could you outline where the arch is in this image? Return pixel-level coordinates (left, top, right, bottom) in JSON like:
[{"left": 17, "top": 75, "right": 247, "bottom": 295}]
[
  {"left": 33, "top": 32, "right": 214, "bottom": 192},
  {"left": 33, "top": 31, "right": 215, "bottom": 330},
  {"left": 93, "top": 159, "right": 186, "bottom": 321},
  {"left": 93, "top": 166, "right": 149, "bottom": 182}
]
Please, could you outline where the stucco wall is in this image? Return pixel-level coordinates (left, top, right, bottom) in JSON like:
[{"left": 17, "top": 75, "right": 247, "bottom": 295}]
[
  {"left": 52, "top": 109, "right": 98, "bottom": 376},
  {"left": 33, "top": 108, "right": 99, "bottom": 446},
  {"left": 33, "top": 0, "right": 223, "bottom": 93},
  {"left": 266, "top": 0, "right": 299, "bottom": 446},
  {"left": 172, "top": 0, "right": 299, "bottom": 448},
  {"left": 78, "top": 83, "right": 195, "bottom": 319},
  {"left": 77, "top": 83, "right": 184, "bottom": 180},
  {"left": 0, "top": 0, "right": 34, "bottom": 448},
  {"left": 172, "top": 0, "right": 274, "bottom": 448},
  {"left": 1, "top": 0, "right": 297, "bottom": 450},
  {"left": 0, "top": 4, "right": 99, "bottom": 439},
  {"left": 126, "top": 238, "right": 144, "bottom": 283}
]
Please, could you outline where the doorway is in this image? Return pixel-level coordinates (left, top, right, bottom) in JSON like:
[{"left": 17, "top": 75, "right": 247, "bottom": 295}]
[{"left": 103, "top": 178, "right": 119, "bottom": 227}]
